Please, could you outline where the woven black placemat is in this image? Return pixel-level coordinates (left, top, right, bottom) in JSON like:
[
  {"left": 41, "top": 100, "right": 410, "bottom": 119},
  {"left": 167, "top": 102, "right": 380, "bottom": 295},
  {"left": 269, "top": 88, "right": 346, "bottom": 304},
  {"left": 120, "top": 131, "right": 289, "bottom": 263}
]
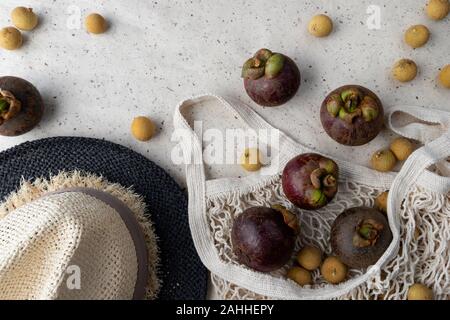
[{"left": 0, "top": 137, "right": 207, "bottom": 300}]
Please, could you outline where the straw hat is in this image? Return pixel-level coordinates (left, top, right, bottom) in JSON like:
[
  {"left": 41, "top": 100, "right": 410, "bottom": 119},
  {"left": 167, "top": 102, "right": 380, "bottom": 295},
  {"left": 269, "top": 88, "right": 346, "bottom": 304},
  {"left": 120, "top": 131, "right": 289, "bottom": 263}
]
[
  {"left": 0, "top": 188, "right": 151, "bottom": 299},
  {"left": 0, "top": 137, "right": 207, "bottom": 300}
]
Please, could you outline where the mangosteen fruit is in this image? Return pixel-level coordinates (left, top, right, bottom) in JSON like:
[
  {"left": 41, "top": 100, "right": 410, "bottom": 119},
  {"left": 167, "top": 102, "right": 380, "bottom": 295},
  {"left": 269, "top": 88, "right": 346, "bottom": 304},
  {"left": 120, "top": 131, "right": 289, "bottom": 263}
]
[
  {"left": 330, "top": 207, "right": 393, "bottom": 269},
  {"left": 242, "top": 48, "right": 301, "bottom": 107},
  {"left": 231, "top": 205, "right": 299, "bottom": 273},
  {"left": 282, "top": 153, "right": 339, "bottom": 210},
  {"left": 320, "top": 85, "right": 384, "bottom": 146},
  {"left": 0, "top": 76, "right": 44, "bottom": 136}
]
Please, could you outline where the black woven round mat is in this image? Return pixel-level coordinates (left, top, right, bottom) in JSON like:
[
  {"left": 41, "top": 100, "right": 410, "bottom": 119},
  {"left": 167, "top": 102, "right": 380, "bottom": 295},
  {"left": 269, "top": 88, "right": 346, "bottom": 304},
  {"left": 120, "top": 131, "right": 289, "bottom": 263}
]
[{"left": 0, "top": 137, "right": 207, "bottom": 300}]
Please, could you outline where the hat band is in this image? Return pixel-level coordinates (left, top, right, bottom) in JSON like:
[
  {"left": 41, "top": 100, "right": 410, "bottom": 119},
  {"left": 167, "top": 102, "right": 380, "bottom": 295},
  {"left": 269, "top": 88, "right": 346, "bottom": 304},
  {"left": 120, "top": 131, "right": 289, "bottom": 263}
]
[{"left": 46, "top": 188, "right": 149, "bottom": 300}]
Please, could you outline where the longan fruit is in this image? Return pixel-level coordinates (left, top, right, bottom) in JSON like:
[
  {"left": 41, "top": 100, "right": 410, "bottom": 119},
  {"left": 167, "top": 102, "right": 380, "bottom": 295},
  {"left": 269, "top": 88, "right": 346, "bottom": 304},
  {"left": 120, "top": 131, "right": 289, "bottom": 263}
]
[
  {"left": 240, "top": 148, "right": 263, "bottom": 172},
  {"left": 11, "top": 7, "right": 39, "bottom": 31},
  {"left": 407, "top": 283, "right": 434, "bottom": 300},
  {"left": 371, "top": 149, "right": 397, "bottom": 172},
  {"left": 375, "top": 191, "right": 389, "bottom": 214},
  {"left": 308, "top": 14, "right": 333, "bottom": 37},
  {"left": 438, "top": 64, "right": 450, "bottom": 88},
  {"left": 0, "top": 27, "right": 23, "bottom": 50},
  {"left": 287, "top": 266, "right": 312, "bottom": 286},
  {"left": 392, "top": 59, "right": 418, "bottom": 82},
  {"left": 426, "top": 0, "right": 450, "bottom": 20},
  {"left": 131, "top": 116, "right": 156, "bottom": 141},
  {"left": 321, "top": 256, "right": 348, "bottom": 284},
  {"left": 390, "top": 137, "right": 414, "bottom": 161},
  {"left": 85, "top": 13, "right": 108, "bottom": 34},
  {"left": 404, "top": 25, "right": 430, "bottom": 48},
  {"left": 296, "top": 246, "right": 322, "bottom": 271}
]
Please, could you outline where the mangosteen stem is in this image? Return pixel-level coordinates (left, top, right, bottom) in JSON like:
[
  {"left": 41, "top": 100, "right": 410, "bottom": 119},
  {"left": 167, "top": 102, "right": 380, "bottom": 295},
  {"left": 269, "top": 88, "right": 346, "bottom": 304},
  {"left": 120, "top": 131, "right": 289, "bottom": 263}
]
[{"left": 352, "top": 219, "right": 384, "bottom": 248}]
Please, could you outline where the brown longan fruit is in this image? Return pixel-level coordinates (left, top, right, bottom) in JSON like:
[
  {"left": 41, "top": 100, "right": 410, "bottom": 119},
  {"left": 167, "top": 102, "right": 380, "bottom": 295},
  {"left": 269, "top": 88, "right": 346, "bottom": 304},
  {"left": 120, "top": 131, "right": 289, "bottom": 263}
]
[
  {"left": 240, "top": 148, "right": 263, "bottom": 172},
  {"left": 287, "top": 266, "right": 312, "bottom": 286},
  {"left": 131, "top": 116, "right": 156, "bottom": 141},
  {"left": 85, "top": 13, "right": 108, "bottom": 34},
  {"left": 371, "top": 149, "right": 397, "bottom": 172},
  {"left": 321, "top": 256, "right": 348, "bottom": 284},
  {"left": 0, "top": 27, "right": 23, "bottom": 50},
  {"left": 426, "top": 0, "right": 450, "bottom": 20},
  {"left": 407, "top": 283, "right": 434, "bottom": 300},
  {"left": 11, "top": 7, "right": 39, "bottom": 31},
  {"left": 392, "top": 59, "right": 418, "bottom": 82},
  {"left": 404, "top": 25, "right": 430, "bottom": 48},
  {"left": 390, "top": 137, "right": 414, "bottom": 161},
  {"left": 296, "top": 246, "right": 322, "bottom": 271},
  {"left": 308, "top": 14, "right": 333, "bottom": 37},
  {"left": 438, "top": 65, "right": 450, "bottom": 89}
]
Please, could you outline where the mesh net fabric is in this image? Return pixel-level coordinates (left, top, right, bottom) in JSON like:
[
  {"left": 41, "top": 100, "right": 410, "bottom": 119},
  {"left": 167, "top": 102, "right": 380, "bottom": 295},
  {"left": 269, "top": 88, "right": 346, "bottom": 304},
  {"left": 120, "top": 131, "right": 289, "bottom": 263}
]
[
  {"left": 206, "top": 175, "right": 450, "bottom": 300},
  {"left": 0, "top": 171, "right": 160, "bottom": 300}
]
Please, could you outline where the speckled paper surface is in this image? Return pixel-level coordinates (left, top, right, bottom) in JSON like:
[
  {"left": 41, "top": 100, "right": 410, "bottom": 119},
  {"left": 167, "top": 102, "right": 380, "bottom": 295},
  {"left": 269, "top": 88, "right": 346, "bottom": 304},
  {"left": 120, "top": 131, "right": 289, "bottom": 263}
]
[{"left": 1, "top": 0, "right": 449, "bottom": 187}]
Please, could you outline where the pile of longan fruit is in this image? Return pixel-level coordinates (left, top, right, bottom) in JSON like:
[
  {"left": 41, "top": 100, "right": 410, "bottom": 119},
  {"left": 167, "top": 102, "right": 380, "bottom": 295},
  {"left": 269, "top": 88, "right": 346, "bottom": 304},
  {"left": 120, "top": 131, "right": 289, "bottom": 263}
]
[{"left": 0, "top": 6, "right": 158, "bottom": 142}]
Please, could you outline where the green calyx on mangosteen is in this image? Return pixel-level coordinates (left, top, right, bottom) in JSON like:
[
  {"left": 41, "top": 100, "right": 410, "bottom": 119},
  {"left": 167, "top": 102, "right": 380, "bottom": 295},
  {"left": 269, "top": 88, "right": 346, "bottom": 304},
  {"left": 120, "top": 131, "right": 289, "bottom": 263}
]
[
  {"left": 0, "top": 89, "right": 21, "bottom": 126},
  {"left": 330, "top": 207, "right": 392, "bottom": 269},
  {"left": 282, "top": 153, "right": 339, "bottom": 210},
  {"left": 242, "top": 48, "right": 301, "bottom": 107},
  {"left": 320, "top": 85, "right": 384, "bottom": 146},
  {"left": 0, "top": 76, "right": 44, "bottom": 137},
  {"left": 231, "top": 205, "right": 299, "bottom": 273}
]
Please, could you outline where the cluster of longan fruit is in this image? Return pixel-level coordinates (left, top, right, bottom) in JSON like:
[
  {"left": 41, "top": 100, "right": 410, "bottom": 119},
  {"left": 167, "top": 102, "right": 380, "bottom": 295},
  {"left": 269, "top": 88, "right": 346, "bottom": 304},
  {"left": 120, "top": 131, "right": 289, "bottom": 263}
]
[
  {"left": 0, "top": 7, "right": 109, "bottom": 51},
  {"left": 287, "top": 245, "right": 348, "bottom": 286},
  {"left": 392, "top": 0, "right": 450, "bottom": 89}
]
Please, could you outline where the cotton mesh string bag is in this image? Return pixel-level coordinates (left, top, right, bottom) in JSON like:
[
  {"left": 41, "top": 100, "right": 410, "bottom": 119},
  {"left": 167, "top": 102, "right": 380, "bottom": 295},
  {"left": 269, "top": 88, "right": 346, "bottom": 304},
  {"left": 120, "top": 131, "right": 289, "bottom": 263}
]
[{"left": 174, "top": 94, "right": 450, "bottom": 300}]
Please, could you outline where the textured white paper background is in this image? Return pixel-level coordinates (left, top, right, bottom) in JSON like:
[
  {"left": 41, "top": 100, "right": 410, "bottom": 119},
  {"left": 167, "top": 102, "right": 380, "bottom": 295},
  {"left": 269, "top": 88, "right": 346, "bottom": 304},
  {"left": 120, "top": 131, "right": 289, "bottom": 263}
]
[{"left": 1, "top": 0, "right": 449, "bottom": 187}]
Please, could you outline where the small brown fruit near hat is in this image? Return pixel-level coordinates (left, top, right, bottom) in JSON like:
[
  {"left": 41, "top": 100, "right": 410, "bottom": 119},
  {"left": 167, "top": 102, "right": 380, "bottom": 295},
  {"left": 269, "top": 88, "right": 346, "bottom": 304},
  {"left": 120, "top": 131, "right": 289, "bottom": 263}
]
[
  {"left": 320, "top": 256, "right": 347, "bottom": 284},
  {"left": 438, "top": 65, "right": 450, "bottom": 88},
  {"left": 131, "top": 116, "right": 156, "bottom": 141},
  {"left": 392, "top": 59, "right": 417, "bottom": 82},
  {"left": 85, "top": 13, "right": 108, "bottom": 34},
  {"left": 371, "top": 149, "right": 397, "bottom": 172},
  {"left": 0, "top": 27, "right": 23, "bottom": 50},
  {"left": 375, "top": 191, "right": 388, "bottom": 214},
  {"left": 287, "top": 266, "right": 312, "bottom": 286},
  {"left": 296, "top": 245, "right": 322, "bottom": 271},
  {"left": 11, "top": 7, "right": 39, "bottom": 31},
  {"left": 240, "top": 148, "right": 263, "bottom": 172},
  {"left": 426, "top": 0, "right": 450, "bottom": 20},
  {"left": 390, "top": 137, "right": 413, "bottom": 161},
  {"left": 407, "top": 283, "right": 434, "bottom": 300},
  {"left": 308, "top": 14, "right": 333, "bottom": 37},
  {"left": 404, "top": 25, "right": 430, "bottom": 48}
]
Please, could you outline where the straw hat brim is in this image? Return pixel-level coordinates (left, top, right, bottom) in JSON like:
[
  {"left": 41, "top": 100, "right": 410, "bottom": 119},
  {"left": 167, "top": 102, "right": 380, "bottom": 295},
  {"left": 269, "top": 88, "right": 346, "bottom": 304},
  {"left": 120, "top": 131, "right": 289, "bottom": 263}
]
[{"left": 0, "top": 137, "right": 207, "bottom": 300}]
